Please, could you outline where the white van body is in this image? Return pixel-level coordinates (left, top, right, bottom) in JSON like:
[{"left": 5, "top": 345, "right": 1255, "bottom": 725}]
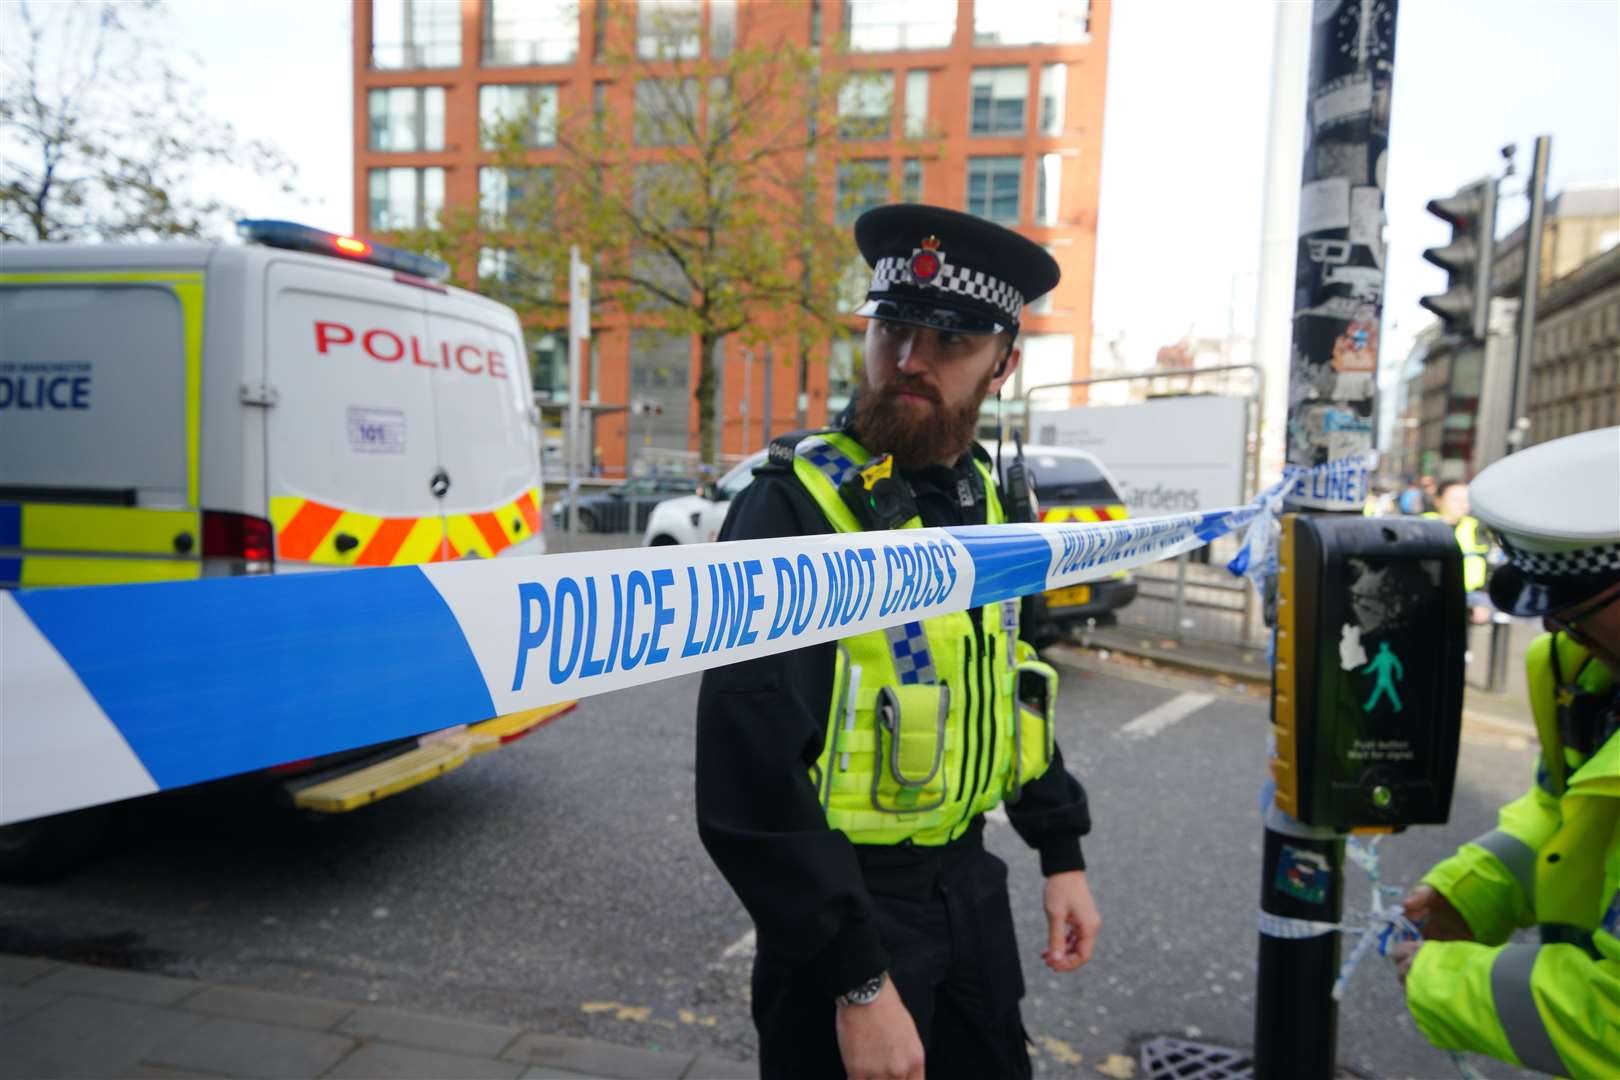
[{"left": 0, "top": 240, "right": 544, "bottom": 587}]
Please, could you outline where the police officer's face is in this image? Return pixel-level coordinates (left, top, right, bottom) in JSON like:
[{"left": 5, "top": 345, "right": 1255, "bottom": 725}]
[
  {"left": 1546, "top": 582, "right": 1620, "bottom": 675},
  {"left": 856, "top": 318, "right": 1020, "bottom": 467},
  {"left": 863, "top": 319, "right": 1018, "bottom": 415}
]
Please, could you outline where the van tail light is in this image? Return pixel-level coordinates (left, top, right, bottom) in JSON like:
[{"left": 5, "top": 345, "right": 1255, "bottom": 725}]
[{"left": 202, "top": 511, "right": 274, "bottom": 562}]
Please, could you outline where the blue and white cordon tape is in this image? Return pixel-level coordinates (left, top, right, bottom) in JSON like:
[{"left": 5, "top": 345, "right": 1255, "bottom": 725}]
[{"left": 0, "top": 453, "right": 1373, "bottom": 826}]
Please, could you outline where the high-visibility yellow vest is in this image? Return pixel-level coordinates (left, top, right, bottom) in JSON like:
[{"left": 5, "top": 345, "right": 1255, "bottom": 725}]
[
  {"left": 787, "top": 431, "right": 1057, "bottom": 846},
  {"left": 1407, "top": 633, "right": 1619, "bottom": 1077},
  {"left": 1424, "top": 512, "right": 1490, "bottom": 592}
]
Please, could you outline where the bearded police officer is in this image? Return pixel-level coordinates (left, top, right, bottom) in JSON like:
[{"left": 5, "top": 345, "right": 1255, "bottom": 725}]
[
  {"left": 695, "top": 205, "right": 1099, "bottom": 1080},
  {"left": 1391, "top": 426, "right": 1620, "bottom": 1077}
]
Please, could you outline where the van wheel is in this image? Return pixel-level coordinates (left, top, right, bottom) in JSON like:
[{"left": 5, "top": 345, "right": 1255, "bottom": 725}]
[
  {"left": 0, "top": 807, "right": 106, "bottom": 883},
  {"left": 650, "top": 535, "right": 678, "bottom": 546}
]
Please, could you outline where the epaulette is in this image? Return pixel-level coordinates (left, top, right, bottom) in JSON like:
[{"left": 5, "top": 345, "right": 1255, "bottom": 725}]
[{"left": 757, "top": 428, "right": 837, "bottom": 474}]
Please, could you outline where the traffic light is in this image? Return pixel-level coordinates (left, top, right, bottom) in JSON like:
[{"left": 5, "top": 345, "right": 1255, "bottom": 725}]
[
  {"left": 1419, "top": 178, "right": 1496, "bottom": 342},
  {"left": 1270, "top": 514, "right": 1465, "bottom": 831}
]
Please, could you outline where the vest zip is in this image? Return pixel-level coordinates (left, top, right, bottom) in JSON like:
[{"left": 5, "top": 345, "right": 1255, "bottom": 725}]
[
  {"left": 963, "top": 608, "right": 989, "bottom": 818},
  {"left": 957, "top": 633, "right": 975, "bottom": 803}
]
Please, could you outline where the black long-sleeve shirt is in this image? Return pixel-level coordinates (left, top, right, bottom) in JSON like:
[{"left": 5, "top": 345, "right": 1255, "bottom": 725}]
[{"left": 694, "top": 443, "right": 1092, "bottom": 998}]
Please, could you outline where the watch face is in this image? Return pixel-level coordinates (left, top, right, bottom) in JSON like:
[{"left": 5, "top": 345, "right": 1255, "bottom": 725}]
[{"left": 841, "top": 973, "right": 884, "bottom": 1005}]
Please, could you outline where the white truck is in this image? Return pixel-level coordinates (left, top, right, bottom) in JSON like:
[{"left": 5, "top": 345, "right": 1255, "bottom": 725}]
[{"left": 0, "top": 220, "right": 567, "bottom": 879}]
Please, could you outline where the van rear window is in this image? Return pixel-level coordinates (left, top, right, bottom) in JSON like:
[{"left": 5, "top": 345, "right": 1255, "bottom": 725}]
[
  {"left": 1026, "top": 454, "right": 1121, "bottom": 504},
  {"left": 0, "top": 285, "right": 188, "bottom": 503}
]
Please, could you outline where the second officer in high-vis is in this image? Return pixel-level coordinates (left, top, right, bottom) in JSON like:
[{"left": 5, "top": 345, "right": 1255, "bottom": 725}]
[{"left": 695, "top": 205, "right": 1099, "bottom": 1080}]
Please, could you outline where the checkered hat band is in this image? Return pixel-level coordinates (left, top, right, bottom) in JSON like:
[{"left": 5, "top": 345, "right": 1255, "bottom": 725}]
[
  {"left": 1500, "top": 537, "right": 1620, "bottom": 578},
  {"left": 870, "top": 257, "right": 1024, "bottom": 325}
]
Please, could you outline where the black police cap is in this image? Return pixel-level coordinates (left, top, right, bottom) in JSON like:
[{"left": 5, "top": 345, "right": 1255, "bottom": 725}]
[{"left": 853, "top": 204, "right": 1061, "bottom": 336}]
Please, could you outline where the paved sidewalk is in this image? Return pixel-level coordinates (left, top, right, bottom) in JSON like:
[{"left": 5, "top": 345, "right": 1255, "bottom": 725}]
[{"left": 0, "top": 954, "right": 754, "bottom": 1080}]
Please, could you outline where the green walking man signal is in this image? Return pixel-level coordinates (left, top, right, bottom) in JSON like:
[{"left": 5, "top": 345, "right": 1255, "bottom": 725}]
[{"left": 1361, "top": 642, "right": 1405, "bottom": 714}]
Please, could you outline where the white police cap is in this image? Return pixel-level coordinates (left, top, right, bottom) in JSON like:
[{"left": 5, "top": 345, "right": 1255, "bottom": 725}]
[{"left": 1470, "top": 426, "right": 1620, "bottom": 616}]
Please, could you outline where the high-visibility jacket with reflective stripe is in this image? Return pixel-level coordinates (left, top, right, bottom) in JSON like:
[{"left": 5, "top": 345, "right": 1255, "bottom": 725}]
[
  {"left": 1423, "top": 512, "right": 1490, "bottom": 593},
  {"left": 1407, "top": 633, "right": 1619, "bottom": 1078},
  {"left": 789, "top": 432, "right": 1056, "bottom": 846}
]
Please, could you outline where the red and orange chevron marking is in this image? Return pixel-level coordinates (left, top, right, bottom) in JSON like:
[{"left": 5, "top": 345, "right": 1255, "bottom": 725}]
[
  {"left": 270, "top": 489, "right": 541, "bottom": 567},
  {"left": 1040, "top": 504, "right": 1129, "bottom": 524}
]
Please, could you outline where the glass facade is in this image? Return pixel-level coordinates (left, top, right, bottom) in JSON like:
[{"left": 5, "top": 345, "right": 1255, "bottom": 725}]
[
  {"left": 479, "top": 84, "right": 559, "bottom": 148},
  {"left": 971, "top": 67, "right": 1027, "bottom": 136},
  {"left": 1035, "top": 153, "right": 1061, "bottom": 225},
  {"left": 838, "top": 72, "right": 893, "bottom": 140},
  {"left": 1039, "top": 64, "right": 1067, "bottom": 136},
  {"left": 966, "top": 156, "right": 1020, "bottom": 224},
  {"left": 368, "top": 86, "right": 446, "bottom": 151},
  {"left": 973, "top": 0, "right": 1090, "bottom": 46},
  {"left": 903, "top": 70, "right": 929, "bottom": 137},
  {"left": 637, "top": 0, "right": 703, "bottom": 60},
  {"left": 634, "top": 78, "right": 700, "bottom": 146},
  {"left": 902, "top": 158, "right": 923, "bottom": 203},
  {"left": 372, "top": 0, "right": 461, "bottom": 69},
  {"left": 484, "top": 0, "right": 579, "bottom": 66},
  {"left": 844, "top": 0, "right": 955, "bottom": 53},
  {"left": 478, "top": 165, "right": 548, "bottom": 228},
  {"left": 368, "top": 167, "right": 445, "bottom": 230},
  {"left": 836, "top": 160, "right": 890, "bottom": 224}
]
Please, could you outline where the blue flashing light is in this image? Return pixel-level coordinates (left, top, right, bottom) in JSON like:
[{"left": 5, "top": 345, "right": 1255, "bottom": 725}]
[{"left": 236, "top": 220, "right": 450, "bottom": 282}]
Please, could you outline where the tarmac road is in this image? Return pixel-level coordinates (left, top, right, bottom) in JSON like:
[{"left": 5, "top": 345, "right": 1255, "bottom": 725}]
[{"left": 0, "top": 652, "right": 1538, "bottom": 1077}]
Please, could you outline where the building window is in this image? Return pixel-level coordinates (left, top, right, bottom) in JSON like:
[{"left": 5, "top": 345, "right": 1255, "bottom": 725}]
[
  {"left": 368, "top": 87, "right": 446, "bottom": 151},
  {"left": 711, "top": 0, "right": 737, "bottom": 58},
  {"left": 974, "top": 0, "right": 1090, "bottom": 45},
  {"left": 902, "top": 158, "right": 923, "bottom": 203},
  {"left": 634, "top": 78, "right": 700, "bottom": 146},
  {"left": 479, "top": 84, "right": 559, "bottom": 148},
  {"left": 479, "top": 166, "right": 549, "bottom": 228},
  {"left": 1039, "top": 64, "right": 1066, "bottom": 136},
  {"left": 970, "top": 67, "right": 1027, "bottom": 136},
  {"left": 903, "top": 70, "right": 929, "bottom": 137},
  {"left": 372, "top": 0, "right": 462, "bottom": 69},
  {"left": 965, "top": 156, "right": 1020, "bottom": 224},
  {"left": 530, "top": 331, "right": 565, "bottom": 398},
  {"left": 837, "top": 160, "right": 890, "bottom": 224},
  {"left": 1034, "top": 153, "right": 1061, "bottom": 225},
  {"left": 484, "top": 0, "right": 580, "bottom": 66},
  {"left": 827, "top": 338, "right": 860, "bottom": 417},
  {"left": 638, "top": 0, "right": 703, "bottom": 60},
  {"left": 838, "top": 72, "right": 893, "bottom": 139},
  {"left": 368, "top": 167, "right": 445, "bottom": 230},
  {"left": 844, "top": 0, "right": 955, "bottom": 53}
]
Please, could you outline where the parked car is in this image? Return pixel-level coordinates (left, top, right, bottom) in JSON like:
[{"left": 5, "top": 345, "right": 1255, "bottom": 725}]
[
  {"left": 553, "top": 474, "right": 702, "bottom": 534},
  {"left": 641, "top": 440, "right": 1136, "bottom": 645},
  {"left": 643, "top": 451, "right": 767, "bottom": 546},
  {"left": 993, "top": 442, "right": 1139, "bottom": 646}
]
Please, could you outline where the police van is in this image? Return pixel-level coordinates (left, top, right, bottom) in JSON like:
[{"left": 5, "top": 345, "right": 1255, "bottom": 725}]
[{"left": 0, "top": 221, "right": 566, "bottom": 878}]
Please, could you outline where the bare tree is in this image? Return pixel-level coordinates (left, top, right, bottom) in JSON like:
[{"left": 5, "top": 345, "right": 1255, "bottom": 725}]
[{"left": 0, "top": 0, "right": 297, "bottom": 243}]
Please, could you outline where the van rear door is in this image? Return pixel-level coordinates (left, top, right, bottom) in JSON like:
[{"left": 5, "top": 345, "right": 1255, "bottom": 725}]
[
  {"left": 0, "top": 271, "right": 205, "bottom": 587},
  {"left": 263, "top": 260, "right": 451, "bottom": 568},
  {"left": 422, "top": 290, "right": 543, "bottom": 558}
]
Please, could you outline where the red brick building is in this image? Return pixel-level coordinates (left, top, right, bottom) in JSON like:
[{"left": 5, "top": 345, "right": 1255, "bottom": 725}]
[{"left": 353, "top": 0, "right": 1110, "bottom": 474}]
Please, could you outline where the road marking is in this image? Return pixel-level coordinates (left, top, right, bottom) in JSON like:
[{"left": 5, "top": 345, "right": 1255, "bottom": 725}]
[
  {"left": 720, "top": 928, "right": 755, "bottom": 961},
  {"left": 1117, "top": 691, "right": 1215, "bottom": 739},
  {"left": 986, "top": 805, "right": 1009, "bottom": 826}
]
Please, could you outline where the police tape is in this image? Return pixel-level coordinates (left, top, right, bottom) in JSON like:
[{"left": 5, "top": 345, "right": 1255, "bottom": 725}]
[{"left": 0, "top": 453, "right": 1373, "bottom": 826}]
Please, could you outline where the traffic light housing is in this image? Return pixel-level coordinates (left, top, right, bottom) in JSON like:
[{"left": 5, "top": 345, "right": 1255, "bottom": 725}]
[
  {"left": 1270, "top": 515, "right": 1465, "bottom": 831},
  {"left": 1419, "top": 179, "right": 1497, "bottom": 342}
]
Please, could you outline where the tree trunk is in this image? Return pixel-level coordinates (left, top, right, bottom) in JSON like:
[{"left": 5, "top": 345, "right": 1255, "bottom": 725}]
[{"left": 695, "top": 331, "right": 719, "bottom": 465}]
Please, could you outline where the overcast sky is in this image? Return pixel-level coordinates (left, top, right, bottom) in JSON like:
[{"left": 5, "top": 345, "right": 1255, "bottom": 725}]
[{"left": 165, "top": 0, "right": 1619, "bottom": 374}]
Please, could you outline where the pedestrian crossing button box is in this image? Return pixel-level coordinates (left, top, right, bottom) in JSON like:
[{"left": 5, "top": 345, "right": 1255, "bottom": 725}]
[{"left": 1270, "top": 514, "right": 1465, "bottom": 831}]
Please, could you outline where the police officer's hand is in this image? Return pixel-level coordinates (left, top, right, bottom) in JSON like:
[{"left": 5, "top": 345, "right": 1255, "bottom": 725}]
[
  {"left": 1390, "top": 939, "right": 1423, "bottom": 984},
  {"left": 1401, "top": 884, "right": 1473, "bottom": 941},
  {"left": 836, "top": 980, "right": 925, "bottom": 1080},
  {"left": 1041, "top": 870, "right": 1101, "bottom": 972}
]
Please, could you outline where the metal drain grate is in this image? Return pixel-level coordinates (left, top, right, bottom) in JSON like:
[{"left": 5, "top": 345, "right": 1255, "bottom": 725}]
[{"left": 1138, "top": 1037, "right": 1253, "bottom": 1080}]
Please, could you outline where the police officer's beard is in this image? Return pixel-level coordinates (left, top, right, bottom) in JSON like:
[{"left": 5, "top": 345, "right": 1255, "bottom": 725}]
[{"left": 853, "top": 367, "right": 993, "bottom": 469}]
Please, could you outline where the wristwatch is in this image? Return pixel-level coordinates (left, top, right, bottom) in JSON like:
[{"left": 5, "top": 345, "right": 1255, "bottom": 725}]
[{"left": 836, "top": 971, "right": 886, "bottom": 1007}]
